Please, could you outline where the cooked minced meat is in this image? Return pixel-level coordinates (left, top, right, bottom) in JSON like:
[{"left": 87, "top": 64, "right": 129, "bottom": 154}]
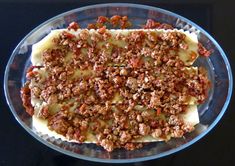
[{"left": 21, "top": 16, "right": 211, "bottom": 152}]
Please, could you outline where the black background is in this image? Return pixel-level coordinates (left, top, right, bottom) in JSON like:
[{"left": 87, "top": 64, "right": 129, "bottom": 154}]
[{"left": 0, "top": 0, "right": 234, "bottom": 165}]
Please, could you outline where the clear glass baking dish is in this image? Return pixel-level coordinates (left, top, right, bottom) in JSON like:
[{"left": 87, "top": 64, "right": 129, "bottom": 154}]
[{"left": 4, "top": 3, "right": 233, "bottom": 163}]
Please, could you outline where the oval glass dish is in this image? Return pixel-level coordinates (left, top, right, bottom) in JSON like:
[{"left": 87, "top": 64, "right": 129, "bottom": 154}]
[{"left": 4, "top": 3, "right": 233, "bottom": 163}]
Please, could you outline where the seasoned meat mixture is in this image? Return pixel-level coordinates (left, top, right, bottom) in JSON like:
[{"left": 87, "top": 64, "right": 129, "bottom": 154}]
[{"left": 21, "top": 16, "right": 211, "bottom": 152}]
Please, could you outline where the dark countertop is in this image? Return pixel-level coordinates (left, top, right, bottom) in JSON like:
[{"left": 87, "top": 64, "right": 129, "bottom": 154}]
[{"left": 0, "top": 1, "right": 234, "bottom": 166}]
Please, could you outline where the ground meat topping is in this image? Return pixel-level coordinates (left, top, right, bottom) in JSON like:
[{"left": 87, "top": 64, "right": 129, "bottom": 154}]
[
  {"left": 21, "top": 16, "right": 211, "bottom": 152},
  {"left": 21, "top": 82, "right": 34, "bottom": 116},
  {"left": 139, "top": 123, "right": 150, "bottom": 136}
]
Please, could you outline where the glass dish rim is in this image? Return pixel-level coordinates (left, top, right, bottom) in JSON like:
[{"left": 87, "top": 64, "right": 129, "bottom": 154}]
[{"left": 4, "top": 3, "right": 233, "bottom": 163}]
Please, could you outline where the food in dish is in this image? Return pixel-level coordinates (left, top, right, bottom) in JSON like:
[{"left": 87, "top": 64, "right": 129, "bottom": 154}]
[{"left": 21, "top": 16, "right": 211, "bottom": 152}]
